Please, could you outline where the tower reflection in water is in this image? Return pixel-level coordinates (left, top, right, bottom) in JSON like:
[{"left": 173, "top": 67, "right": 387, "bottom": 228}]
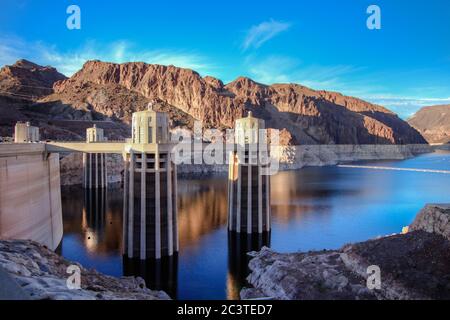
[
  {"left": 122, "top": 255, "right": 178, "bottom": 299},
  {"left": 82, "top": 187, "right": 178, "bottom": 298},
  {"left": 82, "top": 188, "right": 107, "bottom": 250},
  {"left": 83, "top": 188, "right": 106, "bottom": 227},
  {"left": 227, "top": 231, "right": 270, "bottom": 300}
]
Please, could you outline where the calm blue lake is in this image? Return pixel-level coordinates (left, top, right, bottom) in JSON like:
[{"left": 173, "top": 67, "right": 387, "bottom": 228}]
[{"left": 60, "top": 150, "right": 450, "bottom": 299}]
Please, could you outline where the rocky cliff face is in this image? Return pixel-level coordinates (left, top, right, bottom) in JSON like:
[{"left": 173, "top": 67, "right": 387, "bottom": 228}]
[
  {"left": 0, "top": 59, "right": 66, "bottom": 99},
  {"left": 1, "top": 59, "right": 426, "bottom": 144},
  {"left": 0, "top": 60, "right": 67, "bottom": 137},
  {"left": 48, "top": 60, "right": 426, "bottom": 145},
  {"left": 0, "top": 60, "right": 124, "bottom": 140},
  {"left": 242, "top": 204, "right": 450, "bottom": 300},
  {"left": 408, "top": 105, "right": 450, "bottom": 144}
]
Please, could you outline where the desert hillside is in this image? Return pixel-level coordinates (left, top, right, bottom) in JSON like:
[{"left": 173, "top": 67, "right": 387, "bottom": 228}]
[
  {"left": 0, "top": 59, "right": 427, "bottom": 144},
  {"left": 408, "top": 105, "right": 450, "bottom": 144}
]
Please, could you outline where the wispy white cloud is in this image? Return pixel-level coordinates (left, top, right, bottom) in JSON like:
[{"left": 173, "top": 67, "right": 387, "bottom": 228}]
[
  {"left": 0, "top": 36, "right": 215, "bottom": 76},
  {"left": 242, "top": 19, "right": 291, "bottom": 51},
  {"left": 366, "top": 96, "right": 450, "bottom": 119},
  {"left": 243, "top": 54, "right": 450, "bottom": 119},
  {"left": 0, "top": 35, "right": 27, "bottom": 66},
  {"left": 244, "top": 54, "right": 364, "bottom": 92},
  {"left": 244, "top": 54, "right": 299, "bottom": 83},
  {"left": 366, "top": 95, "right": 450, "bottom": 104}
]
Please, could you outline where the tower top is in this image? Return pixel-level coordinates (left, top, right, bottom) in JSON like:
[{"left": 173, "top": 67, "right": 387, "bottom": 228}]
[
  {"left": 234, "top": 111, "right": 266, "bottom": 145},
  {"left": 131, "top": 106, "right": 170, "bottom": 144},
  {"left": 86, "top": 124, "right": 105, "bottom": 142},
  {"left": 235, "top": 112, "right": 264, "bottom": 128}
]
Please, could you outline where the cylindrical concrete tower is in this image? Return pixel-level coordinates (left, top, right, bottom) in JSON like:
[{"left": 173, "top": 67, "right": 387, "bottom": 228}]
[
  {"left": 123, "top": 104, "right": 178, "bottom": 260},
  {"left": 14, "top": 121, "right": 40, "bottom": 143},
  {"left": 228, "top": 112, "right": 271, "bottom": 234},
  {"left": 83, "top": 124, "right": 108, "bottom": 189}
]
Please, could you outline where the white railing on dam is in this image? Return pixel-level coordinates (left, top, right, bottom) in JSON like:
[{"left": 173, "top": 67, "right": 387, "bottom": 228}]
[{"left": 44, "top": 141, "right": 126, "bottom": 154}]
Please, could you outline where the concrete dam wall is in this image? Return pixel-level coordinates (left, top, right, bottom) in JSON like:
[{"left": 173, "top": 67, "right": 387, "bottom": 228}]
[{"left": 0, "top": 144, "right": 63, "bottom": 250}]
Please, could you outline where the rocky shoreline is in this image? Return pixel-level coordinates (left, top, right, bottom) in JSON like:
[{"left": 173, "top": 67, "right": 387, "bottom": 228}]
[
  {"left": 0, "top": 240, "right": 170, "bottom": 300},
  {"left": 275, "top": 144, "right": 432, "bottom": 170},
  {"left": 1, "top": 205, "right": 449, "bottom": 300},
  {"left": 60, "top": 144, "right": 433, "bottom": 185},
  {"left": 241, "top": 204, "right": 450, "bottom": 300}
]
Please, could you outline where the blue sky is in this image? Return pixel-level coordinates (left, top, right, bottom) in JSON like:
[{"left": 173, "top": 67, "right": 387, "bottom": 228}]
[{"left": 1, "top": 0, "right": 449, "bottom": 118}]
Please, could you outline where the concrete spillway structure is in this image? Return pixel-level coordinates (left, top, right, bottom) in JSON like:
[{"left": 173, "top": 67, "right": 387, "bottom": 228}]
[
  {"left": 0, "top": 144, "right": 63, "bottom": 250},
  {"left": 228, "top": 112, "right": 271, "bottom": 234},
  {"left": 123, "top": 105, "right": 178, "bottom": 260},
  {"left": 83, "top": 125, "right": 108, "bottom": 189}
]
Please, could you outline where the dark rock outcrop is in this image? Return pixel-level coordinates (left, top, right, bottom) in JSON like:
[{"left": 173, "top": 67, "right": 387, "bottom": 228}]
[
  {"left": 409, "top": 204, "right": 450, "bottom": 240},
  {"left": 242, "top": 204, "right": 450, "bottom": 300}
]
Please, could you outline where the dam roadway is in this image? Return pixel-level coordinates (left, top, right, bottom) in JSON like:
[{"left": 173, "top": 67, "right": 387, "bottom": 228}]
[{"left": 44, "top": 141, "right": 126, "bottom": 154}]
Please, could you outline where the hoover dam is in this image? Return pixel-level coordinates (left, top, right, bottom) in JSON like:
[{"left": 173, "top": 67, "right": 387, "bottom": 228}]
[{"left": 0, "top": 143, "right": 62, "bottom": 250}]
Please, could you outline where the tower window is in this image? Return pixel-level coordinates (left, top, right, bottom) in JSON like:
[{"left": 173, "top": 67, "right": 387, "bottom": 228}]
[
  {"left": 148, "top": 127, "right": 153, "bottom": 143},
  {"left": 157, "top": 127, "right": 162, "bottom": 142}
]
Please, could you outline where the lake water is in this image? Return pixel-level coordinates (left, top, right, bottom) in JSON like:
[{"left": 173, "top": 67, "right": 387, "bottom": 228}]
[{"left": 60, "top": 150, "right": 450, "bottom": 299}]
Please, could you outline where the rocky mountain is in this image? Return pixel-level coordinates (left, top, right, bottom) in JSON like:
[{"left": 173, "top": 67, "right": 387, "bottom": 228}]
[
  {"left": 407, "top": 105, "right": 450, "bottom": 144},
  {"left": 47, "top": 60, "right": 426, "bottom": 144},
  {"left": 1, "top": 59, "right": 427, "bottom": 144},
  {"left": 0, "top": 60, "right": 128, "bottom": 140},
  {"left": 0, "top": 59, "right": 66, "bottom": 98}
]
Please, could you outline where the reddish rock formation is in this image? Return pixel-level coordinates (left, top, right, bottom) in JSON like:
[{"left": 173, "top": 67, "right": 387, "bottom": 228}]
[
  {"left": 51, "top": 60, "right": 426, "bottom": 144},
  {"left": 0, "top": 59, "right": 66, "bottom": 99},
  {"left": 408, "top": 105, "right": 450, "bottom": 144},
  {"left": 0, "top": 60, "right": 71, "bottom": 138},
  {"left": 0, "top": 60, "right": 130, "bottom": 140},
  {"left": 1, "top": 59, "right": 427, "bottom": 145}
]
